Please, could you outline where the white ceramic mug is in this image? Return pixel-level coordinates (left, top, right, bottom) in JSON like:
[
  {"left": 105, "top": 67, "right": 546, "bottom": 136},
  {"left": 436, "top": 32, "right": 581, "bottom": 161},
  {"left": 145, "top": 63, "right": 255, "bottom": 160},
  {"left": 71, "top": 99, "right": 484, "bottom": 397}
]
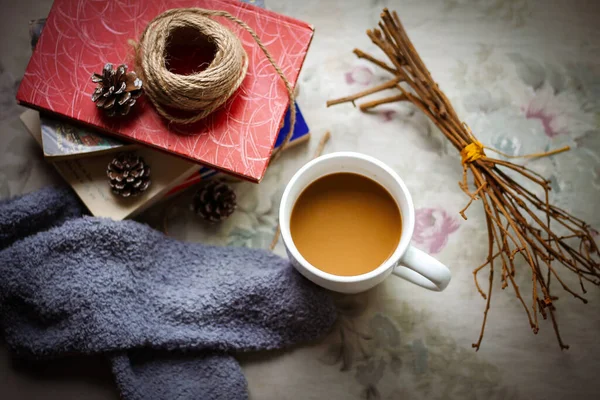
[{"left": 279, "top": 152, "right": 451, "bottom": 294}]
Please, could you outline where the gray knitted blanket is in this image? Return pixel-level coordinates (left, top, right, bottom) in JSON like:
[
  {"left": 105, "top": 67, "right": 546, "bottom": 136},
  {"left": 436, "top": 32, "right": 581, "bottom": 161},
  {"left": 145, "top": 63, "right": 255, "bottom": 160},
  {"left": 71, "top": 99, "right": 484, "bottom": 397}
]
[{"left": 0, "top": 187, "right": 337, "bottom": 400}]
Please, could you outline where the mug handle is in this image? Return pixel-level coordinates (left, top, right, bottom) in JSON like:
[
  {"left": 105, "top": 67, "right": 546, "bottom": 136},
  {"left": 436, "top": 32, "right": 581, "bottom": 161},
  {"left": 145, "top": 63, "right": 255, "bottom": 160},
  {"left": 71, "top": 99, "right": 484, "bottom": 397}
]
[{"left": 392, "top": 245, "right": 451, "bottom": 291}]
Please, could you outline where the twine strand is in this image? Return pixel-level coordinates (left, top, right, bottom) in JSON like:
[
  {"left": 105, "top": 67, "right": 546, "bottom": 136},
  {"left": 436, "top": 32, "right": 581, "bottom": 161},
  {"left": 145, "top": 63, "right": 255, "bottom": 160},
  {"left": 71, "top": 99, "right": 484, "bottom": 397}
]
[{"left": 484, "top": 144, "right": 571, "bottom": 160}]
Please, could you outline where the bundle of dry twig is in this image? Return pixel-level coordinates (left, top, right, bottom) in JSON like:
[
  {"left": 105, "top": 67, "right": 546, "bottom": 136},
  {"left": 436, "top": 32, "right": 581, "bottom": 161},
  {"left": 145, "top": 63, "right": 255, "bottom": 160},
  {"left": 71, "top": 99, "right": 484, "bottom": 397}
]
[{"left": 327, "top": 9, "right": 600, "bottom": 350}]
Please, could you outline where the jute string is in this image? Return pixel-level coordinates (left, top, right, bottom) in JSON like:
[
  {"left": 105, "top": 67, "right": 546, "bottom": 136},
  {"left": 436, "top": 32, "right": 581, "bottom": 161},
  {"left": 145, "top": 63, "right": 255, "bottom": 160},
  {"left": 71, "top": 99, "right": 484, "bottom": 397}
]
[{"left": 135, "top": 8, "right": 296, "bottom": 160}]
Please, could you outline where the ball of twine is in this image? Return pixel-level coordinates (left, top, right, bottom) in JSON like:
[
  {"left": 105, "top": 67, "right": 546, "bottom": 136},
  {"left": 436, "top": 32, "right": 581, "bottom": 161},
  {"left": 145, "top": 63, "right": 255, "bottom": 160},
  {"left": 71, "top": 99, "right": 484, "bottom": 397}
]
[
  {"left": 135, "top": 8, "right": 296, "bottom": 162},
  {"left": 135, "top": 8, "right": 296, "bottom": 161},
  {"left": 136, "top": 9, "right": 249, "bottom": 125}
]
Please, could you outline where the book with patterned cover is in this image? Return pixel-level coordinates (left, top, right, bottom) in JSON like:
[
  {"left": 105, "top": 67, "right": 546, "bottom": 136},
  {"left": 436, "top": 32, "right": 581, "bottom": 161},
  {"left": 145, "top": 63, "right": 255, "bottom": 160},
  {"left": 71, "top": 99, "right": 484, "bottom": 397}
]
[
  {"left": 40, "top": 115, "right": 137, "bottom": 159},
  {"left": 28, "top": 0, "right": 267, "bottom": 161},
  {"left": 17, "top": 0, "right": 313, "bottom": 182},
  {"left": 168, "top": 101, "right": 310, "bottom": 196},
  {"left": 20, "top": 106, "right": 309, "bottom": 220},
  {"left": 39, "top": 100, "right": 301, "bottom": 160}
]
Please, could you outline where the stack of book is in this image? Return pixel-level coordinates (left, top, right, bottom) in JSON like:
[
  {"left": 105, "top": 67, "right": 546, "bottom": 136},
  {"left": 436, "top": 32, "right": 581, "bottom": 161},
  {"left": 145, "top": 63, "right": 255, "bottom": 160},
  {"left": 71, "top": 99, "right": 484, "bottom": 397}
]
[{"left": 18, "top": 0, "right": 313, "bottom": 220}]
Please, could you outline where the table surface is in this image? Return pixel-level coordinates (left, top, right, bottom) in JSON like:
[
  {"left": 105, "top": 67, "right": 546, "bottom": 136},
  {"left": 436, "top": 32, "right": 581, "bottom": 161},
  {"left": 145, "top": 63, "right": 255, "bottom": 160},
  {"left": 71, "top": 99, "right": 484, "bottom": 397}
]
[{"left": 1, "top": 0, "right": 599, "bottom": 399}]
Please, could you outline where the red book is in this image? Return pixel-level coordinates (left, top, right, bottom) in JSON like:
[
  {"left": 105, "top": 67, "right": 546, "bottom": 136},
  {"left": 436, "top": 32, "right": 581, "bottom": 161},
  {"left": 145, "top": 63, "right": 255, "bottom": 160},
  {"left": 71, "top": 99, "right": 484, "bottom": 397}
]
[{"left": 17, "top": 0, "right": 313, "bottom": 182}]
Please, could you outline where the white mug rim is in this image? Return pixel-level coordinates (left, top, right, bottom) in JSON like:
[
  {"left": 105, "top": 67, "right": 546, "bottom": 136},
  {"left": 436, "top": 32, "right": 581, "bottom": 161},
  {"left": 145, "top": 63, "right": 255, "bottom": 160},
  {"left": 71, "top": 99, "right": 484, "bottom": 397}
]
[{"left": 279, "top": 151, "right": 415, "bottom": 283}]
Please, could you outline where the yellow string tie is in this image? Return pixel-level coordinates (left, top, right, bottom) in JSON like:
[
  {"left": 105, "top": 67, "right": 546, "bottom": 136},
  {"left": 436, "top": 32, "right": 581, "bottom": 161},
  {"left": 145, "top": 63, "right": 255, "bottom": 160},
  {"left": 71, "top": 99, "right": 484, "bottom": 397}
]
[
  {"left": 460, "top": 122, "right": 571, "bottom": 165},
  {"left": 461, "top": 140, "right": 486, "bottom": 164},
  {"left": 460, "top": 124, "right": 571, "bottom": 165},
  {"left": 460, "top": 142, "right": 571, "bottom": 165}
]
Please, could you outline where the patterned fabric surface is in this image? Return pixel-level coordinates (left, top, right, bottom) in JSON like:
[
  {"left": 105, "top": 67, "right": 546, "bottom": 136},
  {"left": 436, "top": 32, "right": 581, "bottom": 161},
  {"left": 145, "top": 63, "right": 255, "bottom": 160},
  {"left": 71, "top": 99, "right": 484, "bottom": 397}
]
[{"left": 1, "top": 0, "right": 599, "bottom": 399}]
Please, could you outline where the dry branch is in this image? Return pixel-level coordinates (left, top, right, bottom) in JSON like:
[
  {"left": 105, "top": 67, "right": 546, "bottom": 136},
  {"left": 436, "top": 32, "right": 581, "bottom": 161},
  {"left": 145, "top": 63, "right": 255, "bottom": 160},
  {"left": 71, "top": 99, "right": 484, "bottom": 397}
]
[{"left": 327, "top": 9, "right": 600, "bottom": 350}]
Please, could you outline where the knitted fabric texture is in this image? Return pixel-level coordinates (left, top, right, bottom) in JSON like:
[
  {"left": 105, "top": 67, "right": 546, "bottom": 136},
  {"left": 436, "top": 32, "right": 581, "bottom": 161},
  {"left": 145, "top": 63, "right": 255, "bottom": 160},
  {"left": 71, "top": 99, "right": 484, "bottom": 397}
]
[{"left": 0, "top": 187, "right": 337, "bottom": 400}]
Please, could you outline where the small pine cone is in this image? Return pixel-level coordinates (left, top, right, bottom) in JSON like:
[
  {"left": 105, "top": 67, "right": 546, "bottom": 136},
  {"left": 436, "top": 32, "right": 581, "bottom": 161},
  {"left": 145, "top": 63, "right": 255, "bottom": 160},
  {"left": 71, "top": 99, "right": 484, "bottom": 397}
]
[
  {"left": 91, "top": 63, "right": 143, "bottom": 117},
  {"left": 106, "top": 153, "right": 151, "bottom": 197},
  {"left": 192, "top": 180, "right": 237, "bottom": 223}
]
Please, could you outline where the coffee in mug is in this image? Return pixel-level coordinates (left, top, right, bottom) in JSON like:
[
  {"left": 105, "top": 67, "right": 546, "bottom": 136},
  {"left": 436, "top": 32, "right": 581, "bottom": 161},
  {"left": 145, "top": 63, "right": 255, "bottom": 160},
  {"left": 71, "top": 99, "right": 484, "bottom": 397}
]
[
  {"left": 290, "top": 172, "right": 401, "bottom": 276},
  {"left": 279, "top": 152, "right": 451, "bottom": 293}
]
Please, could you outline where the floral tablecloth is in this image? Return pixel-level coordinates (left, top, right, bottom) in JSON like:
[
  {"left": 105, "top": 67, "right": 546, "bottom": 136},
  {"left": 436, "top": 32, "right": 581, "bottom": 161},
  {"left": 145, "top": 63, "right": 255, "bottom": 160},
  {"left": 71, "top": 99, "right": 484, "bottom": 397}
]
[{"left": 1, "top": 0, "right": 599, "bottom": 399}]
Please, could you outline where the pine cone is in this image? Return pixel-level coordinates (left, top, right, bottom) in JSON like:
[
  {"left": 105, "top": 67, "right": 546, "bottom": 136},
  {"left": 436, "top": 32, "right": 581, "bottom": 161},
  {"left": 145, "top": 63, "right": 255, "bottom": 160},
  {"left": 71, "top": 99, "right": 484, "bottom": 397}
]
[
  {"left": 106, "top": 153, "right": 151, "bottom": 197},
  {"left": 192, "top": 180, "right": 237, "bottom": 223},
  {"left": 91, "top": 63, "right": 143, "bottom": 117}
]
